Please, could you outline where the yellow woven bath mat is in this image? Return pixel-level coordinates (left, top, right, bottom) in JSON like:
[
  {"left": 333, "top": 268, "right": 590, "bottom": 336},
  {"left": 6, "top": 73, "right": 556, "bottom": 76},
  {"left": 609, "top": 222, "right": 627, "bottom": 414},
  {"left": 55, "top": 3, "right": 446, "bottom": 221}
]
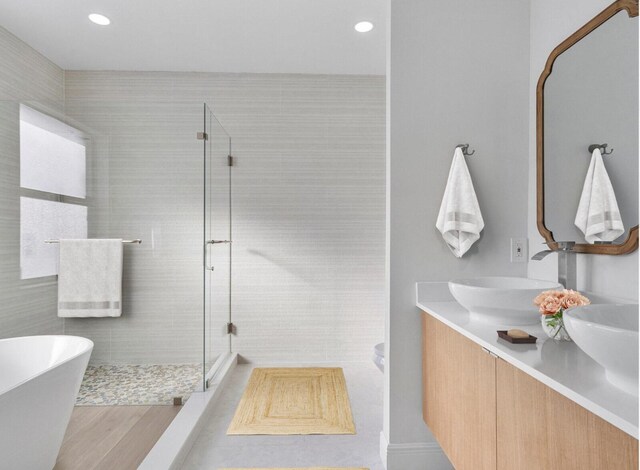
[{"left": 227, "top": 368, "right": 356, "bottom": 435}]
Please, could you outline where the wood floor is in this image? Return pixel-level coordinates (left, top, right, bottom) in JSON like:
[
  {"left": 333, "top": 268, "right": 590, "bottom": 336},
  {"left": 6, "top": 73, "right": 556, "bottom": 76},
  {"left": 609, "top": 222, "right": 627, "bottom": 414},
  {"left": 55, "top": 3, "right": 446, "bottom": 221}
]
[{"left": 54, "top": 405, "right": 181, "bottom": 470}]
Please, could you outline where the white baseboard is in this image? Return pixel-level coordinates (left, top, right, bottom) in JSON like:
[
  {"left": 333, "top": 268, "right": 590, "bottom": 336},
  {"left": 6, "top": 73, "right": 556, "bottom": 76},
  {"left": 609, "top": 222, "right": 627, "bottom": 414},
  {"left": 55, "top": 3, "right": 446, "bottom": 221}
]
[
  {"left": 380, "top": 431, "right": 452, "bottom": 470},
  {"left": 139, "top": 352, "right": 238, "bottom": 470}
]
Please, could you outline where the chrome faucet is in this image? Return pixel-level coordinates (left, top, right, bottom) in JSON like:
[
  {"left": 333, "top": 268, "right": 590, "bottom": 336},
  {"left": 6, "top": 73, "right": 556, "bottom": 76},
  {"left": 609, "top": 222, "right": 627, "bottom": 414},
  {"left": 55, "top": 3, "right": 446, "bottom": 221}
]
[{"left": 531, "top": 241, "right": 576, "bottom": 290}]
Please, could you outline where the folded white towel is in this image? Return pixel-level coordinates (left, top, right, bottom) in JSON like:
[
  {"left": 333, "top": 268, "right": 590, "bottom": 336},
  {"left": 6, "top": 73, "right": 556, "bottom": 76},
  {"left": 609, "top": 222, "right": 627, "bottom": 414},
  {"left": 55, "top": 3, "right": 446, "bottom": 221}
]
[
  {"left": 58, "top": 239, "right": 123, "bottom": 317},
  {"left": 574, "top": 148, "right": 624, "bottom": 244},
  {"left": 436, "top": 147, "right": 485, "bottom": 257}
]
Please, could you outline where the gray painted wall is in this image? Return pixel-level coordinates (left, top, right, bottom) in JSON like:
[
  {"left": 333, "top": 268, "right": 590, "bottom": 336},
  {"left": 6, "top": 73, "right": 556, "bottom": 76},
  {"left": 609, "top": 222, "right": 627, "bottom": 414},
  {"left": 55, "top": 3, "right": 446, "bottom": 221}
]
[
  {"left": 0, "top": 26, "right": 65, "bottom": 338},
  {"left": 528, "top": 0, "right": 639, "bottom": 301},
  {"left": 385, "top": 0, "right": 530, "bottom": 466},
  {"left": 64, "top": 71, "right": 386, "bottom": 364}
]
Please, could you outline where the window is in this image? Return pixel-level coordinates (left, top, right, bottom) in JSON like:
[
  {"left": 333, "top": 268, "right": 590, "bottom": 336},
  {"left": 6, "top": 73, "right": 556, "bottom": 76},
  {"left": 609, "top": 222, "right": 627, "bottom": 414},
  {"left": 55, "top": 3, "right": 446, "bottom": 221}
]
[{"left": 19, "top": 105, "right": 88, "bottom": 279}]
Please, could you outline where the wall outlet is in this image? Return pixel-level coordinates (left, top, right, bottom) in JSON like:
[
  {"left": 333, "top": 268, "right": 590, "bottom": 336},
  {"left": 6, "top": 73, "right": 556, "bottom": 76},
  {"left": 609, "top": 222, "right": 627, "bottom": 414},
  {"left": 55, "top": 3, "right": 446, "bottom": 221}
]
[{"left": 510, "top": 238, "right": 528, "bottom": 263}]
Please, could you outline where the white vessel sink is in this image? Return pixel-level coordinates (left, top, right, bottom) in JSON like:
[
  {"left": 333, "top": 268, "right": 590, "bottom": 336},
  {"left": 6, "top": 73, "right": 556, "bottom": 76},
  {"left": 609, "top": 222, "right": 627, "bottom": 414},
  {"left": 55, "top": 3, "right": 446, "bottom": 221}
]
[
  {"left": 448, "top": 277, "right": 563, "bottom": 325},
  {"left": 564, "top": 304, "right": 639, "bottom": 396}
]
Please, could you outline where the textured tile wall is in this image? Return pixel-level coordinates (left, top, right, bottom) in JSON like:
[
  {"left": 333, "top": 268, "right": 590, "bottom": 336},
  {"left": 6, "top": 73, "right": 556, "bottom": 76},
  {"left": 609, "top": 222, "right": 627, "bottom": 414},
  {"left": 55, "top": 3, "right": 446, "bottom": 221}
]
[
  {"left": 0, "top": 26, "right": 65, "bottom": 338},
  {"left": 64, "top": 71, "right": 385, "bottom": 364}
]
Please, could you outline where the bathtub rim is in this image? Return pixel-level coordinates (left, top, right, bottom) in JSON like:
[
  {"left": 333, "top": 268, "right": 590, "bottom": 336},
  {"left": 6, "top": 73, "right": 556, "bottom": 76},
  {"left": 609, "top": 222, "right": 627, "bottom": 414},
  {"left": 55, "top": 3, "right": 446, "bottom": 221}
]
[{"left": 0, "top": 335, "right": 93, "bottom": 396}]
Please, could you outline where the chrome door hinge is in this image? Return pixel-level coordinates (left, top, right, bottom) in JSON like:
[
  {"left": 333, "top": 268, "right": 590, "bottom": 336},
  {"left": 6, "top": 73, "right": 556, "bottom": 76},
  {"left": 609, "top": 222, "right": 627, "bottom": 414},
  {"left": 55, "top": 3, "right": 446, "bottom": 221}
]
[
  {"left": 481, "top": 347, "right": 499, "bottom": 359},
  {"left": 227, "top": 322, "right": 236, "bottom": 335},
  {"left": 228, "top": 155, "right": 234, "bottom": 167},
  {"left": 197, "top": 132, "right": 208, "bottom": 141}
]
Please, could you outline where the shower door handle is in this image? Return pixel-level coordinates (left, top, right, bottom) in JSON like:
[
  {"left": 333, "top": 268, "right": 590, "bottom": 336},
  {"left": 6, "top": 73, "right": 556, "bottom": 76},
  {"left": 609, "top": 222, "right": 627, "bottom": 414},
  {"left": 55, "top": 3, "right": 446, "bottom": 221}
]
[
  {"left": 204, "top": 240, "right": 215, "bottom": 271},
  {"left": 204, "top": 240, "right": 231, "bottom": 271}
]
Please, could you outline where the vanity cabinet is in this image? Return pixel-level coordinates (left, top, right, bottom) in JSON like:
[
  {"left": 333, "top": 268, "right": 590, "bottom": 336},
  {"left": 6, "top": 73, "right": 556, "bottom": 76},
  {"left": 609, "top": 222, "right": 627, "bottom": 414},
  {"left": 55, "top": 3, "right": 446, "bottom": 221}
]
[
  {"left": 422, "top": 313, "right": 639, "bottom": 470},
  {"left": 497, "top": 360, "right": 638, "bottom": 470},
  {"left": 422, "top": 313, "right": 497, "bottom": 469}
]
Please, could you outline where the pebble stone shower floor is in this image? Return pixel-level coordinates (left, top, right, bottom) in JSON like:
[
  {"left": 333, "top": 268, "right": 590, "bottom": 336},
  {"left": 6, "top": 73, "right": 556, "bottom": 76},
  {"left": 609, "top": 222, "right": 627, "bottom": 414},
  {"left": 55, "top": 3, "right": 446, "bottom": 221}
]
[{"left": 75, "top": 363, "right": 203, "bottom": 406}]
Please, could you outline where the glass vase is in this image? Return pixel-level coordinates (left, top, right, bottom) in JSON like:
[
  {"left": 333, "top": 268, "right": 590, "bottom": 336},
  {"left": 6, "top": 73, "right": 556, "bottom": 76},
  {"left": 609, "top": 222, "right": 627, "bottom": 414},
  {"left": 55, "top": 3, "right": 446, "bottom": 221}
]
[{"left": 541, "top": 313, "right": 571, "bottom": 341}]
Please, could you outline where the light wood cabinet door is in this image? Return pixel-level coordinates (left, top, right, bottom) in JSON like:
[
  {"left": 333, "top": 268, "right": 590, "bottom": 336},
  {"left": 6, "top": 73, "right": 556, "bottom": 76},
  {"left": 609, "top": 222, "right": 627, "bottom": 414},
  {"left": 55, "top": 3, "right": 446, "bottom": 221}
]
[
  {"left": 496, "top": 358, "right": 639, "bottom": 470},
  {"left": 422, "top": 313, "right": 497, "bottom": 470}
]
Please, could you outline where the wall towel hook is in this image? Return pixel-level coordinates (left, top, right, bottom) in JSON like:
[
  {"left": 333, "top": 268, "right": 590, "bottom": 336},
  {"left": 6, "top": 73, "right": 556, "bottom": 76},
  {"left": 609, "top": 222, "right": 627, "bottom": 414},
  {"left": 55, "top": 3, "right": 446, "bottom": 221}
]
[
  {"left": 456, "top": 143, "right": 475, "bottom": 156},
  {"left": 588, "top": 143, "right": 613, "bottom": 155}
]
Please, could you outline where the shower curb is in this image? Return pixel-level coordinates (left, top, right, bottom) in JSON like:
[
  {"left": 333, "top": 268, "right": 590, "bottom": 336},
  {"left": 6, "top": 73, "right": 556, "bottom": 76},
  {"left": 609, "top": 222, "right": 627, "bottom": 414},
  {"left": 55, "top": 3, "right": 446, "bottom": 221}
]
[{"left": 138, "top": 352, "right": 238, "bottom": 470}]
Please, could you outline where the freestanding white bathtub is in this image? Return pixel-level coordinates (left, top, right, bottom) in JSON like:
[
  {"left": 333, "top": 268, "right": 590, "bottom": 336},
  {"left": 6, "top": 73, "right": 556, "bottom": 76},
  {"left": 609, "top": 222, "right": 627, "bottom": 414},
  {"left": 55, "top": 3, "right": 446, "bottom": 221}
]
[{"left": 0, "top": 335, "right": 93, "bottom": 470}]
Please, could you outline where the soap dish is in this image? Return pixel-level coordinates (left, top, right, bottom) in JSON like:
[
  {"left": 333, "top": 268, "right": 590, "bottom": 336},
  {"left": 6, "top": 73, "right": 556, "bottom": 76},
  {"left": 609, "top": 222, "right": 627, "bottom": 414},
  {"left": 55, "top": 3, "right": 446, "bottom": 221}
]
[{"left": 497, "top": 330, "right": 537, "bottom": 344}]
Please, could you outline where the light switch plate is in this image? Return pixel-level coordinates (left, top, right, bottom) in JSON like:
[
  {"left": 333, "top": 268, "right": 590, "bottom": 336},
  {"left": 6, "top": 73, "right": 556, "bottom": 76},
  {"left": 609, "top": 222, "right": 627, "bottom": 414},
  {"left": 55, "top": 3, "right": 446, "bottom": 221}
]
[{"left": 511, "top": 238, "right": 528, "bottom": 263}]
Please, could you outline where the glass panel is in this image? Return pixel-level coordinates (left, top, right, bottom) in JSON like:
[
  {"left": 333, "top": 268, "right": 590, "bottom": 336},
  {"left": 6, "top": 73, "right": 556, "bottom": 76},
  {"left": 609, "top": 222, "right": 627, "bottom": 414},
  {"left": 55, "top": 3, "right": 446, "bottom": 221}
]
[
  {"left": 20, "top": 197, "right": 88, "bottom": 279},
  {"left": 20, "top": 105, "right": 87, "bottom": 198},
  {"left": 203, "top": 103, "right": 232, "bottom": 386},
  {"left": 2, "top": 97, "right": 225, "bottom": 406}
]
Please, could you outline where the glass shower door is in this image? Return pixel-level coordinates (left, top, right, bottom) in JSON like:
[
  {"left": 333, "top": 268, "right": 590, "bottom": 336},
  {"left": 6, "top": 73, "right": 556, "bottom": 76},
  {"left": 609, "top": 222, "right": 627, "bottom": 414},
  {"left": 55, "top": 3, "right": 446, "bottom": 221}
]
[{"left": 203, "top": 104, "right": 232, "bottom": 388}]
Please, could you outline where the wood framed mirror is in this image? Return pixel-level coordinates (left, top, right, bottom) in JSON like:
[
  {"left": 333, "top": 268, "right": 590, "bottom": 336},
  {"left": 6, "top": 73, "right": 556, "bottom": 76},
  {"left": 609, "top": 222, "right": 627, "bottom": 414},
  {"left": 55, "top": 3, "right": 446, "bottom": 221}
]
[{"left": 537, "top": 0, "right": 639, "bottom": 254}]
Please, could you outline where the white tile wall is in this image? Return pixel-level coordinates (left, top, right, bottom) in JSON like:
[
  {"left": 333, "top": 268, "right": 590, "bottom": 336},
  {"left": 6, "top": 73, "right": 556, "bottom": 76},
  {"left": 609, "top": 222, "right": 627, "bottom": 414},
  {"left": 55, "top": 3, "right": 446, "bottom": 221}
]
[
  {"left": 0, "top": 26, "right": 65, "bottom": 338},
  {"left": 63, "top": 71, "right": 385, "bottom": 364}
]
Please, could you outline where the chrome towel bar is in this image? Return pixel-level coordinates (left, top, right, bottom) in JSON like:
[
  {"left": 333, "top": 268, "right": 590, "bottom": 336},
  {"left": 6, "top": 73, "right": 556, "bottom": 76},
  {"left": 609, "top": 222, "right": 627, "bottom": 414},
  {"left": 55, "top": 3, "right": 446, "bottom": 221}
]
[{"left": 45, "top": 239, "right": 142, "bottom": 244}]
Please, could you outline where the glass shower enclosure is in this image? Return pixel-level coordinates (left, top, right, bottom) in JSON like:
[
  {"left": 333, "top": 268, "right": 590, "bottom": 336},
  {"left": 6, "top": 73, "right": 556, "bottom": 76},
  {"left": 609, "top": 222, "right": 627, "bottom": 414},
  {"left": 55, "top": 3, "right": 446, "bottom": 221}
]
[
  {"left": 1, "top": 96, "right": 233, "bottom": 406},
  {"left": 202, "top": 104, "right": 232, "bottom": 389}
]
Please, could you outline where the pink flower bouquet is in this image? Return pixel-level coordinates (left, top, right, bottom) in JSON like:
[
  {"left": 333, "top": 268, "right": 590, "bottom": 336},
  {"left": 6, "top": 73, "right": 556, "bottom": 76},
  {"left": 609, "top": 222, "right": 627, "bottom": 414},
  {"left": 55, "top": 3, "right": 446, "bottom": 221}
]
[{"left": 533, "top": 289, "right": 590, "bottom": 340}]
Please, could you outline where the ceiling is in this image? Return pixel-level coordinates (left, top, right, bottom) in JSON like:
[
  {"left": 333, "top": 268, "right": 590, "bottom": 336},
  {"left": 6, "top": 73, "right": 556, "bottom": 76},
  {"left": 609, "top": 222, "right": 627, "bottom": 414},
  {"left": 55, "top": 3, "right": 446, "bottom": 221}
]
[{"left": 0, "top": 0, "right": 386, "bottom": 75}]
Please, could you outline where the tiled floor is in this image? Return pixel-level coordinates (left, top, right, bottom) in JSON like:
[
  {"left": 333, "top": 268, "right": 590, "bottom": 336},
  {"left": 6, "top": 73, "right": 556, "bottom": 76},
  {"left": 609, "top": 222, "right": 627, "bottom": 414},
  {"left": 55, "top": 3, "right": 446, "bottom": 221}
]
[
  {"left": 181, "top": 362, "right": 384, "bottom": 470},
  {"left": 76, "top": 363, "right": 203, "bottom": 406}
]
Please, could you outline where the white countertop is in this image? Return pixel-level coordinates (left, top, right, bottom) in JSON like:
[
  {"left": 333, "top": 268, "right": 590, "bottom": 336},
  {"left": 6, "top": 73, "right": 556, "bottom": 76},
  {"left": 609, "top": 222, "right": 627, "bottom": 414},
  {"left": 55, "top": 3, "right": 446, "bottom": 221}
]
[{"left": 416, "top": 281, "right": 639, "bottom": 439}]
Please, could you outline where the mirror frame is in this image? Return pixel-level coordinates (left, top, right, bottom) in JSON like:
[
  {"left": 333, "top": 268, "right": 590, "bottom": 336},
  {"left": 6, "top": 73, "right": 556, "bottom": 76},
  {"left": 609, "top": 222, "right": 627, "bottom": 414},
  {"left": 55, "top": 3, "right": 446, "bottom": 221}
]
[{"left": 536, "top": 0, "right": 639, "bottom": 255}]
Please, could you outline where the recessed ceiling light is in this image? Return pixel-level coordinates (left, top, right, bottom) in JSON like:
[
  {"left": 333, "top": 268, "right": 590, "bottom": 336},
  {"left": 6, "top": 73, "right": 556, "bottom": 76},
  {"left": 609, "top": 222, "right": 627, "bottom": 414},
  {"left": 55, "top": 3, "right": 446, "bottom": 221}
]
[
  {"left": 354, "top": 21, "right": 374, "bottom": 33},
  {"left": 88, "top": 13, "right": 111, "bottom": 26}
]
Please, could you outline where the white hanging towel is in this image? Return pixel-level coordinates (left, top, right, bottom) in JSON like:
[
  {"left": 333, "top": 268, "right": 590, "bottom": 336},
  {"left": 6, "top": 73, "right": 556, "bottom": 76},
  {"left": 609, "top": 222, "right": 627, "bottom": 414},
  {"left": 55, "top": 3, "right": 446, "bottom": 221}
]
[
  {"left": 574, "top": 148, "right": 624, "bottom": 244},
  {"left": 58, "top": 239, "right": 123, "bottom": 317},
  {"left": 436, "top": 147, "right": 485, "bottom": 257}
]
